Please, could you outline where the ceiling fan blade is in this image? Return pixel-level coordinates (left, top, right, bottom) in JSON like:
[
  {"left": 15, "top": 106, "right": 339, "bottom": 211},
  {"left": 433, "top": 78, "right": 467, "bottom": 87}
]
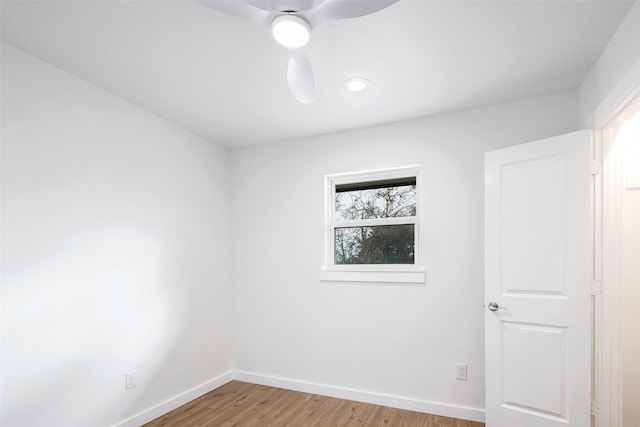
[
  {"left": 304, "top": 0, "right": 399, "bottom": 27},
  {"left": 287, "top": 52, "right": 316, "bottom": 104},
  {"left": 195, "top": 0, "right": 271, "bottom": 26},
  {"left": 244, "top": 0, "right": 320, "bottom": 13}
]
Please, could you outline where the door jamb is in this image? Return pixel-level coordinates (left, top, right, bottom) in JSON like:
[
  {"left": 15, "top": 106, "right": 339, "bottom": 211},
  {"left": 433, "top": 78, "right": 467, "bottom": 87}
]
[{"left": 594, "top": 86, "right": 640, "bottom": 427}]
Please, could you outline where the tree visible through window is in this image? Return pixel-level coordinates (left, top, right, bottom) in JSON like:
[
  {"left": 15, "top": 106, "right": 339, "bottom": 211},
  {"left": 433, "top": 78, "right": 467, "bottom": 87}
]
[{"left": 333, "top": 177, "right": 417, "bottom": 265}]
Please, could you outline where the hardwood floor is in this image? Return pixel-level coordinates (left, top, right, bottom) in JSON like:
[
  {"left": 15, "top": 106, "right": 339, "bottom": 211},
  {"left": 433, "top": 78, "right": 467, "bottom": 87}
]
[{"left": 144, "top": 381, "right": 485, "bottom": 427}]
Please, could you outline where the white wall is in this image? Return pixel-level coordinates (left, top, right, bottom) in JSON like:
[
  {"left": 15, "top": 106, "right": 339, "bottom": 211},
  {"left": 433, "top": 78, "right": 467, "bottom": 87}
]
[
  {"left": 1, "top": 44, "right": 233, "bottom": 427},
  {"left": 620, "top": 111, "right": 640, "bottom": 427},
  {"left": 622, "top": 186, "right": 640, "bottom": 427},
  {"left": 229, "top": 92, "right": 580, "bottom": 418},
  {"left": 579, "top": 0, "right": 640, "bottom": 127}
]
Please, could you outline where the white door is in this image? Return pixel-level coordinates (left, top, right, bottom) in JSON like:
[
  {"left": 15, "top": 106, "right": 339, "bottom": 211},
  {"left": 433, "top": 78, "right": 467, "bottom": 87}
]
[{"left": 485, "top": 130, "right": 592, "bottom": 427}]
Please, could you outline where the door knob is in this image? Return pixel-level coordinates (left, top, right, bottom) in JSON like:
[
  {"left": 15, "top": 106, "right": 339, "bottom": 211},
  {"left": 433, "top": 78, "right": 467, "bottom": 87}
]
[{"left": 488, "top": 302, "right": 508, "bottom": 312}]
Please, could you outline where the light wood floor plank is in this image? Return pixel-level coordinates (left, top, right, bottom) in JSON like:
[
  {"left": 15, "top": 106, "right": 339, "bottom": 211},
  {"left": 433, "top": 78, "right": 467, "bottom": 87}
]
[{"left": 143, "top": 381, "right": 485, "bottom": 427}]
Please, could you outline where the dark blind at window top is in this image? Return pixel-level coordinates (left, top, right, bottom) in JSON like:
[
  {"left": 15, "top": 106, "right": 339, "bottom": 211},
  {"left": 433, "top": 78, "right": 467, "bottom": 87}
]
[{"left": 336, "top": 177, "right": 416, "bottom": 193}]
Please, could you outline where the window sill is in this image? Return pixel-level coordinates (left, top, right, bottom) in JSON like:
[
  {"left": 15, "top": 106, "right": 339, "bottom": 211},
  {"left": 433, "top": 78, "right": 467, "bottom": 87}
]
[{"left": 319, "top": 268, "right": 426, "bottom": 284}]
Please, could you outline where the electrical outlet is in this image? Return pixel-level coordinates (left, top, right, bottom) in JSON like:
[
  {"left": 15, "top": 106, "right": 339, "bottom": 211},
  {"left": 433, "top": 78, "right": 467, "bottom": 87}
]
[
  {"left": 456, "top": 363, "right": 467, "bottom": 381},
  {"left": 125, "top": 371, "right": 137, "bottom": 390}
]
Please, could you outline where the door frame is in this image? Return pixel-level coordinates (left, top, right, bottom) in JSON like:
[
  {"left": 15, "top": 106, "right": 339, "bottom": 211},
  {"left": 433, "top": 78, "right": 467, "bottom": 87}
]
[{"left": 593, "top": 84, "right": 640, "bottom": 427}]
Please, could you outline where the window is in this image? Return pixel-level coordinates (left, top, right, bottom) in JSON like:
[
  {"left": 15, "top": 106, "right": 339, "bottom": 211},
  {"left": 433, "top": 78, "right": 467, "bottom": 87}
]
[
  {"left": 334, "top": 178, "right": 416, "bottom": 265},
  {"left": 321, "top": 166, "right": 425, "bottom": 283}
]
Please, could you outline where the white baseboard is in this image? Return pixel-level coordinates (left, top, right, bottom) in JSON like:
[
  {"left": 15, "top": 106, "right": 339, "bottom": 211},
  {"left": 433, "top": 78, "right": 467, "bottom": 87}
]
[
  {"left": 113, "top": 370, "right": 485, "bottom": 426},
  {"left": 233, "top": 371, "right": 485, "bottom": 423},
  {"left": 113, "top": 371, "right": 233, "bottom": 427}
]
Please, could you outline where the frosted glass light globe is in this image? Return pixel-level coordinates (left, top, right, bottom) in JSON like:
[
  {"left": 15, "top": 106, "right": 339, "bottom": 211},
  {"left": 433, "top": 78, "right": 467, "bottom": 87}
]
[{"left": 271, "top": 15, "right": 310, "bottom": 48}]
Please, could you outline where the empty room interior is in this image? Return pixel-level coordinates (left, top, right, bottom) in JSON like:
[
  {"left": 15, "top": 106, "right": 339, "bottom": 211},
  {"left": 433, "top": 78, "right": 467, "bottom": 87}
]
[{"left": 2, "top": 1, "right": 640, "bottom": 426}]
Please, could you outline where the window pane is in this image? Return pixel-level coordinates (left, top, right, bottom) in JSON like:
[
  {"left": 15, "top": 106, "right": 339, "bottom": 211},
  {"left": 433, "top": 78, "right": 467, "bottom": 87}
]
[
  {"left": 335, "top": 183, "right": 416, "bottom": 221},
  {"left": 334, "top": 224, "right": 414, "bottom": 264}
]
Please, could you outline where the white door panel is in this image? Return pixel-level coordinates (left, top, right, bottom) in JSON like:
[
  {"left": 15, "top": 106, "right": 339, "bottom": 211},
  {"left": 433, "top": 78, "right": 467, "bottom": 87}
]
[{"left": 485, "top": 130, "right": 592, "bottom": 427}]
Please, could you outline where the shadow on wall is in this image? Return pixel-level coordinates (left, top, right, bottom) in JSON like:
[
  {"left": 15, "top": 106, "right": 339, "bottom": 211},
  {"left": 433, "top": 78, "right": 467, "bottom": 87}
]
[{"left": 2, "top": 225, "right": 184, "bottom": 425}]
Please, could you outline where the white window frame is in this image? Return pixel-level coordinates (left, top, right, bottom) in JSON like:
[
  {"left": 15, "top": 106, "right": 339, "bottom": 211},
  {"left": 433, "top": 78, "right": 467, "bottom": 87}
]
[{"left": 320, "top": 165, "right": 426, "bottom": 284}]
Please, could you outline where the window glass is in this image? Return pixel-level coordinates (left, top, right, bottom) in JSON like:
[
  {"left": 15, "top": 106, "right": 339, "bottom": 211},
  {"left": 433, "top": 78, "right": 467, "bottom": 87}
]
[
  {"left": 334, "top": 224, "right": 415, "bottom": 264},
  {"left": 335, "top": 181, "right": 416, "bottom": 221}
]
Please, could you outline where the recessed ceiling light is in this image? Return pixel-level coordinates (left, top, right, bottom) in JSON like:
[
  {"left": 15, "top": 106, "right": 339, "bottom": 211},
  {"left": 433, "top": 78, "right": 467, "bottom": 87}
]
[
  {"left": 271, "top": 15, "right": 310, "bottom": 48},
  {"left": 344, "top": 77, "right": 369, "bottom": 93}
]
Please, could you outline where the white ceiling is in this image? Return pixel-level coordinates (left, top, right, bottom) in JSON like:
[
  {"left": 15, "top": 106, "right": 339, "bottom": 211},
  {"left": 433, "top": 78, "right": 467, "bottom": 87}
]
[{"left": 1, "top": 0, "right": 634, "bottom": 148}]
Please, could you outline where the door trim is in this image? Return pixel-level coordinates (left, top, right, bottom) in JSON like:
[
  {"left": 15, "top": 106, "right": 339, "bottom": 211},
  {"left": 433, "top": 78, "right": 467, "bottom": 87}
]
[
  {"left": 594, "top": 125, "right": 623, "bottom": 427},
  {"left": 594, "top": 87, "right": 640, "bottom": 427}
]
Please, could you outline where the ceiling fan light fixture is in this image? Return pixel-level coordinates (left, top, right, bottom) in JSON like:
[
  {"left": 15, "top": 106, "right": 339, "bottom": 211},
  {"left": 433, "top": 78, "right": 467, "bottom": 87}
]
[
  {"left": 344, "top": 77, "right": 370, "bottom": 93},
  {"left": 271, "top": 15, "right": 310, "bottom": 48}
]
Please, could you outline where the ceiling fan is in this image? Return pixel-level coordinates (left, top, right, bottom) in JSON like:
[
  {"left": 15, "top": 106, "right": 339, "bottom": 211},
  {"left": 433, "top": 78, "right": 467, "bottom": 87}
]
[{"left": 195, "top": 0, "right": 399, "bottom": 104}]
